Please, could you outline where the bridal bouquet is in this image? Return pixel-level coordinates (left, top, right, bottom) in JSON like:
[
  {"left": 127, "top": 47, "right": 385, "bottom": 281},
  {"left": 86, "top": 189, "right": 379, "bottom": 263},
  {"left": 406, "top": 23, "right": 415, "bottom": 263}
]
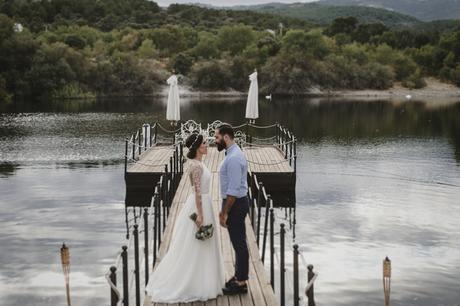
[{"left": 189, "top": 212, "right": 214, "bottom": 241}]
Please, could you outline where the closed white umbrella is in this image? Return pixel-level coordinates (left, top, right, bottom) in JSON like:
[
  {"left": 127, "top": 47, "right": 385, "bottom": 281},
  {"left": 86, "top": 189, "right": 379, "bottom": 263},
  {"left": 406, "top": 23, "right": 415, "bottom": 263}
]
[
  {"left": 166, "top": 74, "right": 180, "bottom": 125},
  {"left": 245, "top": 69, "right": 259, "bottom": 124}
]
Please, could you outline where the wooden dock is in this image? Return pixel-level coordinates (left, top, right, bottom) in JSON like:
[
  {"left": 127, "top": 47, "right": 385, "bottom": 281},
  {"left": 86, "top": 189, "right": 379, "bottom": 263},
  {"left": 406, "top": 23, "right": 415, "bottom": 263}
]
[
  {"left": 107, "top": 122, "right": 303, "bottom": 306},
  {"left": 125, "top": 144, "right": 295, "bottom": 207},
  {"left": 143, "top": 147, "right": 278, "bottom": 306}
]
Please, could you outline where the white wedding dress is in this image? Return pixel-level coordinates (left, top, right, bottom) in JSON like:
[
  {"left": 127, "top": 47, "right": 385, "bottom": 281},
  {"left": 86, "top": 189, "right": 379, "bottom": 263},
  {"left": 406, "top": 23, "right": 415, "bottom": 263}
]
[{"left": 145, "top": 159, "right": 226, "bottom": 303}]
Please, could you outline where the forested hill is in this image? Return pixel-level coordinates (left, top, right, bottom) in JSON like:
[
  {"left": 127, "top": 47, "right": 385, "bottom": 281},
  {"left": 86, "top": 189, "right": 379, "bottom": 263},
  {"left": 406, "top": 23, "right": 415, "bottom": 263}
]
[
  {"left": 0, "top": 0, "right": 311, "bottom": 32},
  {"left": 229, "top": 2, "right": 420, "bottom": 27},
  {"left": 320, "top": 0, "right": 460, "bottom": 21},
  {"left": 1, "top": 0, "right": 460, "bottom": 104}
]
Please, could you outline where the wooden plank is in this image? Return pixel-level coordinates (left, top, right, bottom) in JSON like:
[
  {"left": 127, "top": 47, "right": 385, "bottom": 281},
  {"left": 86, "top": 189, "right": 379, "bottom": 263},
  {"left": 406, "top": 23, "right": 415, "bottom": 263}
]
[
  {"left": 144, "top": 146, "right": 278, "bottom": 306},
  {"left": 128, "top": 146, "right": 173, "bottom": 173}
]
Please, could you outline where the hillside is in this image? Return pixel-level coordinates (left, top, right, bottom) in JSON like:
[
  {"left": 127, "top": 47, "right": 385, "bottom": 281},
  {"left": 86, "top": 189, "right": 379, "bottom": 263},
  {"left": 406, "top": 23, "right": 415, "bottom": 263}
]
[
  {"left": 1, "top": 0, "right": 459, "bottom": 103},
  {"left": 320, "top": 0, "right": 460, "bottom": 21},
  {"left": 229, "top": 2, "right": 420, "bottom": 27}
]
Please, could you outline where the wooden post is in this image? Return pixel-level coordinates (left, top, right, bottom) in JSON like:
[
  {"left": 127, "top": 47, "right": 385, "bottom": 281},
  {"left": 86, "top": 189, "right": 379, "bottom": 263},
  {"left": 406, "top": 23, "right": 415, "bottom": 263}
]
[
  {"left": 60, "top": 243, "right": 71, "bottom": 306},
  {"left": 121, "top": 246, "right": 129, "bottom": 306},
  {"left": 383, "top": 257, "right": 391, "bottom": 306}
]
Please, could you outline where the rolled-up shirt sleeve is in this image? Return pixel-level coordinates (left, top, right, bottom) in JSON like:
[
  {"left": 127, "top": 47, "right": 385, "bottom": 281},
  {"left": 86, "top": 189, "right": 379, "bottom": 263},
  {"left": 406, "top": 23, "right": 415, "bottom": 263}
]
[{"left": 225, "top": 157, "right": 243, "bottom": 197}]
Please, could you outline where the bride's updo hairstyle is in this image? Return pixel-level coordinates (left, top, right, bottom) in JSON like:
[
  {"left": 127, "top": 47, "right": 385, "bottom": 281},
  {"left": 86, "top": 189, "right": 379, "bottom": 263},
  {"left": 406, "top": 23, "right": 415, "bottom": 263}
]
[{"left": 185, "top": 133, "right": 204, "bottom": 159}]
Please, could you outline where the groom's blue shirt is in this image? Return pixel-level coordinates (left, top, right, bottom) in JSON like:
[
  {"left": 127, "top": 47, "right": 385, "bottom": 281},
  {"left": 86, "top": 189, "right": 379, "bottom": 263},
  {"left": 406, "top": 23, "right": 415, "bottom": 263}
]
[{"left": 220, "top": 143, "right": 248, "bottom": 200}]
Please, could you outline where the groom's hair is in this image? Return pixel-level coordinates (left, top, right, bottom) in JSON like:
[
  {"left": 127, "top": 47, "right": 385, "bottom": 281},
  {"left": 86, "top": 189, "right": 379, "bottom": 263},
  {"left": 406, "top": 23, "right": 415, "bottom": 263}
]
[{"left": 216, "top": 123, "right": 234, "bottom": 139}]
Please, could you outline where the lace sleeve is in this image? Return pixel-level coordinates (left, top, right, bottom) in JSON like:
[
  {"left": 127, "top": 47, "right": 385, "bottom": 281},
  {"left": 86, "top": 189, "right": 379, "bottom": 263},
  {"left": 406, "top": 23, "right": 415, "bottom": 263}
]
[{"left": 189, "top": 161, "right": 203, "bottom": 195}]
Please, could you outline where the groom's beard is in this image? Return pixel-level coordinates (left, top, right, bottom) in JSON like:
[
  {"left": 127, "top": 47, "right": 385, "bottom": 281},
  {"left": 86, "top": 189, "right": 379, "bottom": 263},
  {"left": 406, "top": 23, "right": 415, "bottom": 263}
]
[{"left": 216, "top": 141, "right": 226, "bottom": 152}]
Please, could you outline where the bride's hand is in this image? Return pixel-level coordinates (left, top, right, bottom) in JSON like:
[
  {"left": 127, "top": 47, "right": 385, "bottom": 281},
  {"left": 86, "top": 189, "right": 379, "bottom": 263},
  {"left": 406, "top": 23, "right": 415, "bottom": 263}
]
[{"left": 195, "top": 214, "right": 203, "bottom": 227}]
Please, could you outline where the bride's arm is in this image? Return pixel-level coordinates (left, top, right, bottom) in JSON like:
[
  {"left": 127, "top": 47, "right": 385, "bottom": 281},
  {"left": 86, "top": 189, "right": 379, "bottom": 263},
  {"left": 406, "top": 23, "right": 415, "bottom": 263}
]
[{"left": 191, "top": 163, "right": 204, "bottom": 226}]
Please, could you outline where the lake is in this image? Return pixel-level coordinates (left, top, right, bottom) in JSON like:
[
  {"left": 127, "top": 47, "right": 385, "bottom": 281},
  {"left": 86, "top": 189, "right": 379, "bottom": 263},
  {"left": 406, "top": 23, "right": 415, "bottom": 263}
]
[{"left": 0, "top": 97, "right": 459, "bottom": 306}]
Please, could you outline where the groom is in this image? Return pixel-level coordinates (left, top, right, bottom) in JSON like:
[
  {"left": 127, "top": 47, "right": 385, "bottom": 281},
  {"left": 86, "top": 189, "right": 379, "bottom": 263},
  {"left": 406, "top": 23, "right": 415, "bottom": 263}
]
[{"left": 215, "top": 123, "right": 250, "bottom": 295}]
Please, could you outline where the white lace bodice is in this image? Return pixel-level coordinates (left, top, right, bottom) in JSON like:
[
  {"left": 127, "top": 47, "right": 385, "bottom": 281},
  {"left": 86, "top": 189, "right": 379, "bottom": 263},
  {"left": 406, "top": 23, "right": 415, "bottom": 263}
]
[{"left": 188, "top": 159, "right": 211, "bottom": 195}]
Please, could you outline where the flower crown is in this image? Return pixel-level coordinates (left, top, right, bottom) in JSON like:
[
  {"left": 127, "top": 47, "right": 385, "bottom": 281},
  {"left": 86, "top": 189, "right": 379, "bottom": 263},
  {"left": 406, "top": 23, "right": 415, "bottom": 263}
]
[{"left": 187, "top": 133, "right": 201, "bottom": 149}]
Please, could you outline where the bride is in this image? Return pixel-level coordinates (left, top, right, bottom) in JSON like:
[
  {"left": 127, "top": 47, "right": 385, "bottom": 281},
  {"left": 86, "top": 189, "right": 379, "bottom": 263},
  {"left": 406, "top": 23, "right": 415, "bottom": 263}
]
[{"left": 145, "top": 133, "right": 226, "bottom": 303}]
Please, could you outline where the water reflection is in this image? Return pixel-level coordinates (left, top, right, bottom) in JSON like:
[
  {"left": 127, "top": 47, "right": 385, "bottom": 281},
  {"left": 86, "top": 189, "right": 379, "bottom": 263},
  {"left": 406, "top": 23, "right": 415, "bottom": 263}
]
[{"left": 0, "top": 97, "right": 459, "bottom": 305}]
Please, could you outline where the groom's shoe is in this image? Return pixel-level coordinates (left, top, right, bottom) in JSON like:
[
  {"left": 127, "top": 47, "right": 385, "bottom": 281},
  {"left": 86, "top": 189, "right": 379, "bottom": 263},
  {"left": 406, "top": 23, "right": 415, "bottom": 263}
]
[
  {"left": 225, "top": 276, "right": 237, "bottom": 287},
  {"left": 222, "top": 282, "right": 248, "bottom": 295}
]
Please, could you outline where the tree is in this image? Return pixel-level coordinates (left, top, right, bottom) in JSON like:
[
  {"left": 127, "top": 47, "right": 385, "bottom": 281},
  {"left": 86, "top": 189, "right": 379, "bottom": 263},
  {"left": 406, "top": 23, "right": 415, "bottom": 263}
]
[
  {"left": 189, "top": 60, "right": 231, "bottom": 90},
  {"left": 0, "top": 14, "right": 14, "bottom": 42},
  {"left": 170, "top": 52, "right": 193, "bottom": 75},
  {"left": 326, "top": 17, "right": 358, "bottom": 36},
  {"left": 150, "top": 26, "right": 187, "bottom": 56},
  {"left": 64, "top": 34, "right": 86, "bottom": 49},
  {"left": 137, "top": 39, "right": 157, "bottom": 58},
  {"left": 190, "top": 31, "right": 219, "bottom": 59},
  {"left": 352, "top": 23, "right": 387, "bottom": 43},
  {"left": 217, "top": 24, "right": 256, "bottom": 56}
]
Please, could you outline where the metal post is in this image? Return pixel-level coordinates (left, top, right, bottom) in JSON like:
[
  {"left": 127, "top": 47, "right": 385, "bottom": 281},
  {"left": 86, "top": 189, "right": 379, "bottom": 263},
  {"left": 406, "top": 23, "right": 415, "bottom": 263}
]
[
  {"left": 143, "top": 124, "right": 148, "bottom": 150},
  {"left": 154, "top": 123, "right": 158, "bottom": 144},
  {"left": 284, "top": 129, "right": 288, "bottom": 159},
  {"left": 251, "top": 198, "right": 256, "bottom": 232},
  {"left": 153, "top": 194, "right": 157, "bottom": 269},
  {"left": 132, "top": 134, "right": 135, "bottom": 160},
  {"left": 307, "top": 265, "right": 316, "bottom": 306},
  {"left": 293, "top": 244, "right": 300, "bottom": 306},
  {"left": 124, "top": 138, "right": 128, "bottom": 177},
  {"left": 269, "top": 207, "right": 275, "bottom": 289},
  {"left": 256, "top": 182, "right": 263, "bottom": 245},
  {"left": 133, "top": 225, "right": 140, "bottom": 306},
  {"left": 149, "top": 125, "right": 153, "bottom": 147},
  {"left": 138, "top": 128, "right": 142, "bottom": 155},
  {"left": 124, "top": 207, "right": 129, "bottom": 239},
  {"left": 169, "top": 156, "right": 173, "bottom": 195},
  {"left": 110, "top": 266, "right": 118, "bottom": 306},
  {"left": 261, "top": 195, "right": 271, "bottom": 263},
  {"left": 143, "top": 208, "right": 149, "bottom": 285},
  {"left": 276, "top": 123, "right": 280, "bottom": 147},
  {"left": 156, "top": 183, "right": 162, "bottom": 247},
  {"left": 174, "top": 147, "right": 178, "bottom": 188},
  {"left": 280, "top": 224, "right": 285, "bottom": 306},
  {"left": 121, "top": 246, "right": 129, "bottom": 306},
  {"left": 179, "top": 142, "right": 184, "bottom": 173},
  {"left": 294, "top": 136, "right": 297, "bottom": 173}
]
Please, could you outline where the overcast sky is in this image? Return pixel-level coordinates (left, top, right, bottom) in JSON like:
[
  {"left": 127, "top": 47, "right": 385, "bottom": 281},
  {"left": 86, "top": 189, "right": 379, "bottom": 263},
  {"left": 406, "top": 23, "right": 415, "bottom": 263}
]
[{"left": 155, "top": 0, "right": 317, "bottom": 7}]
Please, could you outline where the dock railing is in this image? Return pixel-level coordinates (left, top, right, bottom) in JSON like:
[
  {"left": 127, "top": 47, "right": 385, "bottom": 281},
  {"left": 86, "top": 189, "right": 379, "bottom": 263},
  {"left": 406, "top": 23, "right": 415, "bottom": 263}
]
[
  {"left": 248, "top": 172, "right": 318, "bottom": 306},
  {"left": 111, "top": 121, "right": 309, "bottom": 306},
  {"left": 108, "top": 140, "right": 183, "bottom": 306},
  {"left": 124, "top": 121, "right": 297, "bottom": 177}
]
